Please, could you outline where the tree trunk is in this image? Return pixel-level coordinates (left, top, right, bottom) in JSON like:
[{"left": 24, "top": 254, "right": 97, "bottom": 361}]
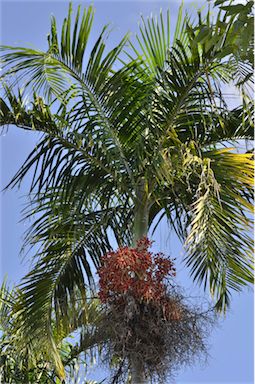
[
  {"left": 130, "top": 177, "right": 150, "bottom": 384},
  {"left": 133, "top": 178, "right": 149, "bottom": 243},
  {"left": 130, "top": 356, "right": 146, "bottom": 384}
]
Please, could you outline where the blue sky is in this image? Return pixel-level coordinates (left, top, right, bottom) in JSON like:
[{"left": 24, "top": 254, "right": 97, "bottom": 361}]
[{"left": 0, "top": 1, "right": 254, "bottom": 383}]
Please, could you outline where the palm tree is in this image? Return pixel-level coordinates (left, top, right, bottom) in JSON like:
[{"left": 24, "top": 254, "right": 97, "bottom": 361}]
[{"left": 0, "top": 2, "right": 253, "bottom": 382}]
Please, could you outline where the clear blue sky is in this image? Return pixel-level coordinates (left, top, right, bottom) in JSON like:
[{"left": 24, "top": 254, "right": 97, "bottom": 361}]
[{"left": 0, "top": 1, "right": 253, "bottom": 383}]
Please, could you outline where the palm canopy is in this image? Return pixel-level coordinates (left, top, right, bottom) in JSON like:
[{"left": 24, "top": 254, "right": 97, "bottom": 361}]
[{"left": 0, "top": 1, "right": 253, "bottom": 378}]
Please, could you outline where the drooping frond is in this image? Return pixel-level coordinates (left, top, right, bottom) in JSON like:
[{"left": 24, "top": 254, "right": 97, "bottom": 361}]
[{"left": 185, "top": 148, "right": 253, "bottom": 312}]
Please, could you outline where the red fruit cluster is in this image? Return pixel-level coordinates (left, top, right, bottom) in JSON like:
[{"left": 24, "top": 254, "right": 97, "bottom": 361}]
[{"left": 98, "top": 237, "right": 176, "bottom": 304}]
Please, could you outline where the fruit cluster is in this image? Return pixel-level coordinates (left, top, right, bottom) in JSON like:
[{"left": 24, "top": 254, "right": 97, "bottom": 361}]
[{"left": 98, "top": 237, "right": 176, "bottom": 304}]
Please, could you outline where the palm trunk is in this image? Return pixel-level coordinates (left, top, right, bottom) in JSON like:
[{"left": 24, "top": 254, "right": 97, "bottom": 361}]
[
  {"left": 133, "top": 178, "right": 149, "bottom": 243},
  {"left": 130, "top": 177, "right": 150, "bottom": 384},
  {"left": 130, "top": 357, "right": 146, "bottom": 384}
]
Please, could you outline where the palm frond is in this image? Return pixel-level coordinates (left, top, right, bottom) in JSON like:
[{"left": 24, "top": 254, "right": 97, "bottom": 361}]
[
  {"left": 185, "top": 148, "right": 253, "bottom": 312},
  {"left": 11, "top": 179, "right": 133, "bottom": 377},
  {"left": 128, "top": 3, "right": 189, "bottom": 76},
  {"left": 0, "top": 280, "right": 102, "bottom": 382}
]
